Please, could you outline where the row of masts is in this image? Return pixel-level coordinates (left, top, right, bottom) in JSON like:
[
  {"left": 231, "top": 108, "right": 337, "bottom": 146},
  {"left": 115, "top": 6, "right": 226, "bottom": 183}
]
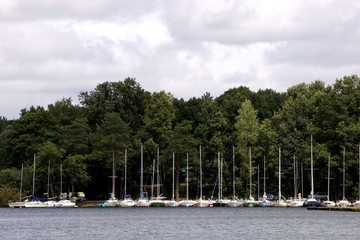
[{"left": 107, "top": 142, "right": 360, "bottom": 203}]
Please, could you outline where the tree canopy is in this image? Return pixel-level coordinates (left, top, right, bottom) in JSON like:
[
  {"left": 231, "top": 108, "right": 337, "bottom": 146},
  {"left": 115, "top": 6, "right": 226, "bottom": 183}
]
[{"left": 0, "top": 75, "right": 359, "bottom": 204}]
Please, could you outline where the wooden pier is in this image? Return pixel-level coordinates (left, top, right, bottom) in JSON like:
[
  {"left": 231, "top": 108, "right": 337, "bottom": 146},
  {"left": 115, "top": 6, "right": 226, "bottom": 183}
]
[{"left": 307, "top": 207, "right": 360, "bottom": 212}]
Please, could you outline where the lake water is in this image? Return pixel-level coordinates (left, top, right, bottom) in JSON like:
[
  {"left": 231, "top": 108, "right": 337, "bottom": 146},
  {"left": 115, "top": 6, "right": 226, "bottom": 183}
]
[{"left": 1, "top": 207, "right": 359, "bottom": 239}]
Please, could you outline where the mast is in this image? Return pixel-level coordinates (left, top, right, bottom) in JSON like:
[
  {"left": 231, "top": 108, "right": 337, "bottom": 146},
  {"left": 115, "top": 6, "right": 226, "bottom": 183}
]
[
  {"left": 47, "top": 161, "right": 50, "bottom": 198},
  {"left": 172, "top": 152, "right": 175, "bottom": 201},
  {"left": 124, "top": 149, "right": 127, "bottom": 199},
  {"left": 257, "top": 164, "right": 259, "bottom": 199},
  {"left": 343, "top": 146, "right": 346, "bottom": 200},
  {"left": 60, "top": 164, "right": 63, "bottom": 197},
  {"left": 232, "top": 146, "right": 235, "bottom": 198},
  {"left": 19, "top": 163, "right": 23, "bottom": 202},
  {"left": 199, "top": 145, "right": 202, "bottom": 200},
  {"left": 32, "top": 154, "right": 36, "bottom": 197},
  {"left": 140, "top": 145, "right": 144, "bottom": 198},
  {"left": 293, "top": 155, "right": 296, "bottom": 199},
  {"left": 186, "top": 153, "right": 189, "bottom": 201},
  {"left": 221, "top": 157, "right": 223, "bottom": 200},
  {"left": 310, "top": 135, "right": 314, "bottom": 199},
  {"left": 151, "top": 158, "right": 155, "bottom": 199},
  {"left": 301, "top": 162, "right": 304, "bottom": 198},
  {"left": 278, "top": 147, "right": 281, "bottom": 200},
  {"left": 218, "top": 152, "right": 220, "bottom": 200},
  {"left": 157, "top": 148, "right": 160, "bottom": 197},
  {"left": 249, "top": 147, "right": 252, "bottom": 199},
  {"left": 263, "top": 156, "right": 266, "bottom": 198},
  {"left": 111, "top": 151, "right": 116, "bottom": 199},
  {"left": 327, "top": 154, "right": 331, "bottom": 201}
]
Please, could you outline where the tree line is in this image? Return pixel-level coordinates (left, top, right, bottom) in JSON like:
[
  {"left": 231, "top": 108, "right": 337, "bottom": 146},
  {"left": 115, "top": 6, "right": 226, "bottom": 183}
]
[{"left": 0, "top": 75, "right": 359, "bottom": 206}]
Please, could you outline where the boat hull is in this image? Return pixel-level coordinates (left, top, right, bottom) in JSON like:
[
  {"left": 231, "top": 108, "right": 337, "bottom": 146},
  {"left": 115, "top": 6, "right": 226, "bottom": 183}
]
[
  {"left": 322, "top": 201, "right": 336, "bottom": 207},
  {"left": 227, "top": 201, "right": 241, "bottom": 207},
  {"left": 243, "top": 201, "right": 258, "bottom": 207},
  {"left": 150, "top": 201, "right": 165, "bottom": 207},
  {"left": 120, "top": 200, "right": 135, "bottom": 207},
  {"left": 8, "top": 201, "right": 25, "bottom": 208},
  {"left": 58, "top": 200, "right": 76, "bottom": 207},
  {"left": 303, "top": 199, "right": 321, "bottom": 207},
  {"left": 135, "top": 199, "right": 150, "bottom": 207},
  {"left": 196, "top": 201, "right": 211, "bottom": 207},
  {"left": 167, "top": 201, "right": 179, "bottom": 207},
  {"left": 104, "top": 200, "right": 119, "bottom": 207}
]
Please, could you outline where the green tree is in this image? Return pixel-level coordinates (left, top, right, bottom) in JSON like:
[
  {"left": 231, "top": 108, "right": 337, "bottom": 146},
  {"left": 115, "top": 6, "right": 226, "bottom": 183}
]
[
  {"left": 166, "top": 120, "right": 198, "bottom": 200},
  {"left": 79, "top": 78, "right": 150, "bottom": 130},
  {"left": 0, "top": 109, "right": 59, "bottom": 168},
  {"left": 234, "top": 99, "right": 259, "bottom": 198},
  {"left": 144, "top": 91, "right": 175, "bottom": 148}
]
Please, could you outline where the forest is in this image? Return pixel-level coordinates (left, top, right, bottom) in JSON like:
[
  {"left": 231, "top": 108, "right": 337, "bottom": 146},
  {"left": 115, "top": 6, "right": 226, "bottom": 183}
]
[{"left": 0, "top": 75, "right": 359, "bottom": 206}]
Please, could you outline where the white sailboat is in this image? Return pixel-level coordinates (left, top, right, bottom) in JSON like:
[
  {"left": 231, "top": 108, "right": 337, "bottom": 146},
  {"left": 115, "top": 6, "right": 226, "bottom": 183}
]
[
  {"left": 228, "top": 146, "right": 241, "bottom": 207},
  {"left": 304, "top": 135, "right": 322, "bottom": 207},
  {"left": 8, "top": 163, "right": 26, "bottom": 208},
  {"left": 43, "top": 161, "right": 62, "bottom": 207},
  {"left": 58, "top": 164, "right": 77, "bottom": 207},
  {"left": 337, "top": 147, "right": 351, "bottom": 207},
  {"left": 288, "top": 154, "right": 304, "bottom": 207},
  {"left": 259, "top": 156, "right": 273, "bottom": 207},
  {"left": 120, "top": 149, "right": 135, "bottom": 207},
  {"left": 196, "top": 145, "right": 210, "bottom": 207},
  {"left": 243, "top": 147, "right": 258, "bottom": 207},
  {"left": 149, "top": 148, "right": 166, "bottom": 207},
  {"left": 180, "top": 153, "right": 195, "bottom": 207},
  {"left": 322, "top": 154, "right": 335, "bottom": 207},
  {"left": 25, "top": 154, "right": 50, "bottom": 208},
  {"left": 168, "top": 153, "right": 179, "bottom": 207},
  {"left": 103, "top": 152, "right": 120, "bottom": 207},
  {"left": 353, "top": 145, "right": 360, "bottom": 207},
  {"left": 135, "top": 145, "right": 150, "bottom": 207}
]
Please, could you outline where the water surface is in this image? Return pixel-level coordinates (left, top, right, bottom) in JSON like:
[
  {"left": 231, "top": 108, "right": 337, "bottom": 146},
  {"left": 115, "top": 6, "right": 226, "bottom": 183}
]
[{"left": 1, "top": 207, "right": 359, "bottom": 239}]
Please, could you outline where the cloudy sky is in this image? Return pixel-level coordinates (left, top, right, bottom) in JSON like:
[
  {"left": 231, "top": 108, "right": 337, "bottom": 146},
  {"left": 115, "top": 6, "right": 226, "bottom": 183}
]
[{"left": 1, "top": 0, "right": 359, "bottom": 119}]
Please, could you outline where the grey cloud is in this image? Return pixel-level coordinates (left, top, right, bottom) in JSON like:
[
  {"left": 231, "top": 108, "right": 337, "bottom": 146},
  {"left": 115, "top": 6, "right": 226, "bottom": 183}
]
[{"left": 0, "top": 0, "right": 159, "bottom": 22}]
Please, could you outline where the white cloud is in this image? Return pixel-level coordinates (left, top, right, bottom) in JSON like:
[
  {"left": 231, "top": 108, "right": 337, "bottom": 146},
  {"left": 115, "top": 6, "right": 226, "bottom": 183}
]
[{"left": 1, "top": 0, "right": 360, "bottom": 119}]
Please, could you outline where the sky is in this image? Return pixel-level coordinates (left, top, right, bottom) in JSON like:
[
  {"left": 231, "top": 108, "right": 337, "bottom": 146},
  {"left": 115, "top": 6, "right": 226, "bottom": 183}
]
[{"left": 1, "top": 0, "right": 360, "bottom": 120}]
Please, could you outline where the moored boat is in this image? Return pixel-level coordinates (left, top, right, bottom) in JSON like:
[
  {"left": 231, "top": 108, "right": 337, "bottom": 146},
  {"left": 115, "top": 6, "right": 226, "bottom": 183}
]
[
  {"left": 303, "top": 135, "right": 321, "bottom": 207},
  {"left": 135, "top": 145, "right": 150, "bottom": 207},
  {"left": 167, "top": 153, "right": 178, "bottom": 207}
]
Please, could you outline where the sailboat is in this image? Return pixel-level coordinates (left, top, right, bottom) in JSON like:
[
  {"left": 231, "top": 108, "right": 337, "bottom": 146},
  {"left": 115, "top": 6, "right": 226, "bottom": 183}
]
[
  {"left": 322, "top": 154, "right": 335, "bottom": 207},
  {"left": 196, "top": 145, "right": 210, "bottom": 207},
  {"left": 337, "top": 147, "right": 351, "bottom": 207},
  {"left": 8, "top": 163, "right": 26, "bottom": 208},
  {"left": 213, "top": 152, "right": 229, "bottom": 207},
  {"left": 119, "top": 149, "right": 135, "bottom": 207},
  {"left": 168, "top": 153, "right": 179, "bottom": 207},
  {"left": 58, "top": 164, "right": 76, "bottom": 207},
  {"left": 135, "top": 145, "right": 150, "bottom": 207},
  {"left": 303, "top": 135, "right": 322, "bottom": 207},
  {"left": 258, "top": 156, "right": 273, "bottom": 207},
  {"left": 228, "top": 146, "right": 241, "bottom": 207},
  {"left": 103, "top": 152, "right": 120, "bottom": 207},
  {"left": 288, "top": 154, "right": 304, "bottom": 207},
  {"left": 150, "top": 148, "right": 166, "bottom": 207},
  {"left": 179, "top": 153, "right": 196, "bottom": 207},
  {"left": 353, "top": 145, "right": 360, "bottom": 207},
  {"left": 43, "top": 161, "right": 62, "bottom": 207},
  {"left": 243, "top": 147, "right": 258, "bottom": 207},
  {"left": 25, "top": 154, "right": 50, "bottom": 208}
]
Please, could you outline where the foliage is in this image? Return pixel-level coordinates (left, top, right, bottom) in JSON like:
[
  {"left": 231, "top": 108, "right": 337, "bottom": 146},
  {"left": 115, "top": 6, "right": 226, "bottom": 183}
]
[{"left": 1, "top": 75, "right": 360, "bottom": 202}]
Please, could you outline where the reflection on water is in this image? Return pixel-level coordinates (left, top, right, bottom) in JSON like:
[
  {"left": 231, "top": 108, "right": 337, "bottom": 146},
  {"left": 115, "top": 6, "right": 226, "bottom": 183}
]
[{"left": 1, "top": 207, "right": 360, "bottom": 239}]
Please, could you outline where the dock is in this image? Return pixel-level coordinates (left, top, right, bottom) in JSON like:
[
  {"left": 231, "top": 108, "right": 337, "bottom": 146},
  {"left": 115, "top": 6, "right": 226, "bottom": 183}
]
[
  {"left": 307, "top": 207, "right": 360, "bottom": 212},
  {"left": 76, "top": 200, "right": 104, "bottom": 207}
]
